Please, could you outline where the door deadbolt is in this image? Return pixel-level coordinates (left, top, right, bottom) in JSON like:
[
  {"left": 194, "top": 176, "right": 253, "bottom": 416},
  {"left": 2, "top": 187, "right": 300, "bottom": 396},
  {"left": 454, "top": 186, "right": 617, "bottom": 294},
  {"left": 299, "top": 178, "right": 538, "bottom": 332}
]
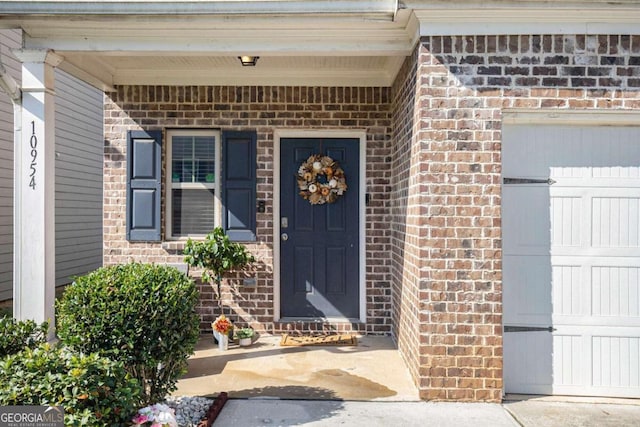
[{"left": 281, "top": 233, "right": 289, "bottom": 241}]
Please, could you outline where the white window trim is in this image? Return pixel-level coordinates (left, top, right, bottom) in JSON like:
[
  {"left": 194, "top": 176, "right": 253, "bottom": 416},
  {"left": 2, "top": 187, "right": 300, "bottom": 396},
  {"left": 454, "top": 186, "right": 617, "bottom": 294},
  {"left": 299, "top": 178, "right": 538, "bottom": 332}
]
[{"left": 165, "top": 129, "right": 222, "bottom": 240}]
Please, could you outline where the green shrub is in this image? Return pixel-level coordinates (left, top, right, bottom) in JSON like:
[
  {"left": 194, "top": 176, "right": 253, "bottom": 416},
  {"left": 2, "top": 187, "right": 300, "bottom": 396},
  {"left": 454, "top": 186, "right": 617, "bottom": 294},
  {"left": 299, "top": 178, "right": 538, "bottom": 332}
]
[
  {"left": 56, "top": 263, "right": 200, "bottom": 404},
  {"left": 0, "top": 344, "right": 141, "bottom": 426},
  {"left": 0, "top": 317, "right": 48, "bottom": 358},
  {"left": 0, "top": 306, "right": 11, "bottom": 318}
]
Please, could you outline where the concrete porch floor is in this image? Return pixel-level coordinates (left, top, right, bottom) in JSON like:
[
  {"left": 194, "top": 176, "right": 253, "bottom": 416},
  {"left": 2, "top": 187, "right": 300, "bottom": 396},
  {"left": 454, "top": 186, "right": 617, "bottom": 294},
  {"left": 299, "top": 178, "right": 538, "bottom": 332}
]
[{"left": 174, "top": 334, "right": 420, "bottom": 401}]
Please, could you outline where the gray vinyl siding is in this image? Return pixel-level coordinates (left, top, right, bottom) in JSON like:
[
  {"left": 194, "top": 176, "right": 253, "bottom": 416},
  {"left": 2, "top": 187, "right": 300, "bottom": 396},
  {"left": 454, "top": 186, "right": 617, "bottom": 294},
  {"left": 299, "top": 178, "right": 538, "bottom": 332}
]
[
  {"left": 0, "top": 29, "right": 21, "bottom": 301},
  {"left": 54, "top": 69, "right": 103, "bottom": 286},
  {"left": 0, "top": 29, "right": 103, "bottom": 299}
]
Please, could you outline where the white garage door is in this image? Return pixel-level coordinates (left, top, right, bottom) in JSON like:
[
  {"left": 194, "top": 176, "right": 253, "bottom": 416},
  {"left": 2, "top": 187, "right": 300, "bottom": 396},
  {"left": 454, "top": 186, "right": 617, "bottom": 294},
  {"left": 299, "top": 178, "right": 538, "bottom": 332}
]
[{"left": 503, "top": 123, "right": 640, "bottom": 398}]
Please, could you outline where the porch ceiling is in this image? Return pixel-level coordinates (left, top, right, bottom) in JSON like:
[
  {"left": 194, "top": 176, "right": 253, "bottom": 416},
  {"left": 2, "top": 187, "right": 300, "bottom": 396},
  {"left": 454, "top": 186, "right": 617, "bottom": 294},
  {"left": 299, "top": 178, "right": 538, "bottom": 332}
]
[
  {"left": 0, "top": 7, "right": 417, "bottom": 91},
  {"left": 57, "top": 54, "right": 408, "bottom": 90}
]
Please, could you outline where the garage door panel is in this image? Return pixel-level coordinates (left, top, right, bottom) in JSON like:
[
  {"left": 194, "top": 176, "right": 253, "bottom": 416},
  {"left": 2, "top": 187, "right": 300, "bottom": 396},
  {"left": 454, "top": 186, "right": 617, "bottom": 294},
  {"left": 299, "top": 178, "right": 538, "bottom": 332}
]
[
  {"left": 593, "top": 166, "right": 640, "bottom": 180},
  {"left": 552, "top": 177, "right": 640, "bottom": 188},
  {"left": 503, "top": 186, "right": 551, "bottom": 255},
  {"left": 503, "top": 122, "right": 640, "bottom": 399},
  {"left": 503, "top": 126, "right": 640, "bottom": 178},
  {"left": 592, "top": 265, "right": 640, "bottom": 318},
  {"left": 504, "top": 331, "right": 553, "bottom": 394},
  {"left": 553, "top": 335, "right": 585, "bottom": 387},
  {"left": 553, "top": 316, "right": 640, "bottom": 328},
  {"left": 552, "top": 264, "right": 584, "bottom": 317},
  {"left": 503, "top": 255, "right": 552, "bottom": 325},
  {"left": 550, "top": 196, "right": 582, "bottom": 248},
  {"left": 593, "top": 336, "right": 640, "bottom": 389},
  {"left": 592, "top": 196, "right": 640, "bottom": 248}
]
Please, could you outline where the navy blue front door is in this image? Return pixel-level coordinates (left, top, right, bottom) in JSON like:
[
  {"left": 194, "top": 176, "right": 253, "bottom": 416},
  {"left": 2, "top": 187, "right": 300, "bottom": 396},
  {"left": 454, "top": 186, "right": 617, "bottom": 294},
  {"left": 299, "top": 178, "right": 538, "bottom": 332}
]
[{"left": 280, "top": 138, "right": 360, "bottom": 319}]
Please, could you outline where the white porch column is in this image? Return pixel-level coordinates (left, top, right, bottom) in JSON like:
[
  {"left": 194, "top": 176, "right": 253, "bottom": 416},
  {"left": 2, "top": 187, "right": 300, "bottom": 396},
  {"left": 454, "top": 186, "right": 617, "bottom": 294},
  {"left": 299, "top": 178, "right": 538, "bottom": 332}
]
[{"left": 12, "top": 50, "right": 62, "bottom": 332}]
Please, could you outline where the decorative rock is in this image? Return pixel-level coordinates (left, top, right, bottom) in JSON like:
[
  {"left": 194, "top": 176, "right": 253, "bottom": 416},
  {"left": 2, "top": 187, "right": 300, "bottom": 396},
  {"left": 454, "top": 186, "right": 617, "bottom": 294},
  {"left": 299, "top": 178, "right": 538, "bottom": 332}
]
[{"left": 164, "top": 396, "right": 214, "bottom": 427}]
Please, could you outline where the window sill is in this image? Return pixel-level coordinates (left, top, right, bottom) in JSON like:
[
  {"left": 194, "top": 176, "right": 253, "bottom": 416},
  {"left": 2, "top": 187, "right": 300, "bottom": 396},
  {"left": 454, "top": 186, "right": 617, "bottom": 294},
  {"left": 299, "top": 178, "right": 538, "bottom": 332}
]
[
  {"left": 161, "top": 240, "right": 188, "bottom": 251},
  {"left": 161, "top": 236, "right": 257, "bottom": 252}
]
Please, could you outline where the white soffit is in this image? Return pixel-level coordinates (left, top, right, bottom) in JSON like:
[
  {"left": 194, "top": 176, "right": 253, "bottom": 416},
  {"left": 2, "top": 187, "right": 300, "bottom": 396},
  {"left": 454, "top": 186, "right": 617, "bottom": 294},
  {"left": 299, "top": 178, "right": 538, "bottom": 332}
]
[
  {"left": 60, "top": 54, "right": 407, "bottom": 87},
  {"left": 2, "top": 1, "right": 640, "bottom": 88}
]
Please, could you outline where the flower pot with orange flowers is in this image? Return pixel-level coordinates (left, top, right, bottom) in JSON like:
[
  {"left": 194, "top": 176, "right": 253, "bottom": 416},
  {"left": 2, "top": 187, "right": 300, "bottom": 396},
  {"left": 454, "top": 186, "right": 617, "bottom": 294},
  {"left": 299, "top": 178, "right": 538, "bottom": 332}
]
[{"left": 212, "top": 315, "right": 233, "bottom": 351}]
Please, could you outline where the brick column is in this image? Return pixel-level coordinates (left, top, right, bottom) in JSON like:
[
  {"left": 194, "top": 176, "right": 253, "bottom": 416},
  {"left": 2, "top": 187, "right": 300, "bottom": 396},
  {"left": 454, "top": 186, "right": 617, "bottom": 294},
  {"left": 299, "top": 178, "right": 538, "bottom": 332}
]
[{"left": 416, "top": 38, "right": 503, "bottom": 401}]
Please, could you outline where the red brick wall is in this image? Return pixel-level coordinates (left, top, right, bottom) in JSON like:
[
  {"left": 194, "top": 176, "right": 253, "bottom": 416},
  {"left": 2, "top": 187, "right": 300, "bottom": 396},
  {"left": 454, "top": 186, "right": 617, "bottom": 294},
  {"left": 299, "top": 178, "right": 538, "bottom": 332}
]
[
  {"left": 401, "top": 34, "right": 640, "bottom": 402},
  {"left": 104, "top": 86, "right": 393, "bottom": 334},
  {"left": 389, "top": 46, "right": 423, "bottom": 395},
  {"left": 104, "top": 34, "right": 640, "bottom": 402}
]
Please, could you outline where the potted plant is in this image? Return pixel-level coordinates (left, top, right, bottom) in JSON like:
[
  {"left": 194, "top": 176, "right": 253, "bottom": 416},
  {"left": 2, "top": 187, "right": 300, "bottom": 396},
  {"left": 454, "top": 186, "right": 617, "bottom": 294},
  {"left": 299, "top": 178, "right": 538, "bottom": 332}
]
[
  {"left": 184, "top": 227, "right": 255, "bottom": 307},
  {"left": 236, "top": 327, "right": 255, "bottom": 347},
  {"left": 212, "top": 315, "right": 233, "bottom": 351}
]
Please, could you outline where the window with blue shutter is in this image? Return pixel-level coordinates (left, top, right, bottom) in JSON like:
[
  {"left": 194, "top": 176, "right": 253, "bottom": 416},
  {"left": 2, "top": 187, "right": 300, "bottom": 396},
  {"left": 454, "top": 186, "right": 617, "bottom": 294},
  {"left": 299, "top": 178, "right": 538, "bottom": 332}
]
[
  {"left": 222, "top": 131, "right": 257, "bottom": 241},
  {"left": 167, "top": 130, "right": 219, "bottom": 238},
  {"left": 126, "top": 129, "right": 257, "bottom": 242},
  {"left": 126, "top": 130, "right": 162, "bottom": 241}
]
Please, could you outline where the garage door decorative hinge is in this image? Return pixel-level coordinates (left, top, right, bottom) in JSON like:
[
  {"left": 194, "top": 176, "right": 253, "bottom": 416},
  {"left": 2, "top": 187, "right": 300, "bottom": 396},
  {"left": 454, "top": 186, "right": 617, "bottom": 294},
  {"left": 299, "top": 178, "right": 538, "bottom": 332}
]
[
  {"left": 504, "top": 326, "right": 556, "bottom": 333},
  {"left": 503, "top": 177, "right": 556, "bottom": 185}
]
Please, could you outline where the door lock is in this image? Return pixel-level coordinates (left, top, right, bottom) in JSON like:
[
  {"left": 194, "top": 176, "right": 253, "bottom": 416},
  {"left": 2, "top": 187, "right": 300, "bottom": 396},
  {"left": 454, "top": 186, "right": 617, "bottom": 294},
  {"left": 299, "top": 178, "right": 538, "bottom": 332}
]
[{"left": 281, "top": 233, "right": 289, "bottom": 241}]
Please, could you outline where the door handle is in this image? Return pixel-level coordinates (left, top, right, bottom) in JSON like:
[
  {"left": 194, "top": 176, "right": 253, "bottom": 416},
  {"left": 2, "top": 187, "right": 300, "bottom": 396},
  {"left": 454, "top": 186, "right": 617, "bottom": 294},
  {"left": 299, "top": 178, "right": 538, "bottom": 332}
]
[{"left": 281, "top": 233, "right": 289, "bottom": 241}]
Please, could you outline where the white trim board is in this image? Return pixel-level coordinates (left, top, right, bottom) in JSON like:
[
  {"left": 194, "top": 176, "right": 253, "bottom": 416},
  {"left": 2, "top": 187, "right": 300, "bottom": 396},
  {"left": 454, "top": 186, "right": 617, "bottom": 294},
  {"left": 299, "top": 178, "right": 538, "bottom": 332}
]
[
  {"left": 503, "top": 110, "right": 640, "bottom": 126},
  {"left": 413, "top": 8, "right": 640, "bottom": 36},
  {"left": 273, "top": 129, "right": 367, "bottom": 323},
  {"left": 0, "top": 1, "right": 398, "bottom": 16},
  {"left": 164, "top": 129, "right": 221, "bottom": 240}
]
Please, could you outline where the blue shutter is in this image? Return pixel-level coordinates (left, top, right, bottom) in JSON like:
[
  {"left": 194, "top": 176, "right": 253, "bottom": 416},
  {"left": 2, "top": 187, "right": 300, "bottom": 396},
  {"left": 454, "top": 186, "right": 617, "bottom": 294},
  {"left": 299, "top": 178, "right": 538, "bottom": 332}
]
[
  {"left": 126, "top": 130, "right": 162, "bottom": 241},
  {"left": 222, "top": 131, "right": 257, "bottom": 241}
]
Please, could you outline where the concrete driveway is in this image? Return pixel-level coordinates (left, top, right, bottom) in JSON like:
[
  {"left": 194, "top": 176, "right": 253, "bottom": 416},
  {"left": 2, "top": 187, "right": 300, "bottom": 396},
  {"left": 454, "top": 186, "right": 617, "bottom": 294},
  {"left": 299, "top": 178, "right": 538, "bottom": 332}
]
[
  {"left": 214, "top": 398, "right": 640, "bottom": 427},
  {"left": 214, "top": 400, "right": 519, "bottom": 427},
  {"left": 503, "top": 396, "right": 640, "bottom": 427}
]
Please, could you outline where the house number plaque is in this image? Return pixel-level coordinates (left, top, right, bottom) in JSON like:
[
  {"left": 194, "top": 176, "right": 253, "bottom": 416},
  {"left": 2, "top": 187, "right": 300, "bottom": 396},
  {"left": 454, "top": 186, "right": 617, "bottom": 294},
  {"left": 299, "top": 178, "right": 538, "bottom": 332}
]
[{"left": 29, "top": 120, "right": 38, "bottom": 190}]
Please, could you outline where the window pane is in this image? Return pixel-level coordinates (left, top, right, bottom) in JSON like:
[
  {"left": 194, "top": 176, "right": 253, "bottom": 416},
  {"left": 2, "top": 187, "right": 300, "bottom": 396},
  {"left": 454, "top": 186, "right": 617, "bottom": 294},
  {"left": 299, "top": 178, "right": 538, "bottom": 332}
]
[
  {"left": 171, "top": 136, "right": 192, "bottom": 183},
  {"left": 171, "top": 135, "right": 215, "bottom": 183},
  {"left": 172, "top": 189, "right": 215, "bottom": 236},
  {"left": 194, "top": 136, "right": 216, "bottom": 183}
]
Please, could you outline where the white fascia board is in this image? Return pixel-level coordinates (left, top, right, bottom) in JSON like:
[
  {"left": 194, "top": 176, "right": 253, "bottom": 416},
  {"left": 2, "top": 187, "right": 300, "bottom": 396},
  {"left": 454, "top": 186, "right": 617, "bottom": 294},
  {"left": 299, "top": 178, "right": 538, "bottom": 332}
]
[
  {"left": 11, "top": 9, "right": 415, "bottom": 54},
  {"left": 403, "top": 0, "right": 640, "bottom": 9},
  {"left": 402, "top": 9, "right": 420, "bottom": 48},
  {"left": 11, "top": 48, "right": 63, "bottom": 66},
  {"left": 57, "top": 59, "right": 115, "bottom": 92},
  {"left": 7, "top": 12, "right": 403, "bottom": 32},
  {"left": 54, "top": 51, "right": 116, "bottom": 91},
  {"left": 25, "top": 35, "right": 414, "bottom": 56},
  {"left": 0, "top": 0, "right": 397, "bottom": 16},
  {"left": 413, "top": 8, "right": 640, "bottom": 35}
]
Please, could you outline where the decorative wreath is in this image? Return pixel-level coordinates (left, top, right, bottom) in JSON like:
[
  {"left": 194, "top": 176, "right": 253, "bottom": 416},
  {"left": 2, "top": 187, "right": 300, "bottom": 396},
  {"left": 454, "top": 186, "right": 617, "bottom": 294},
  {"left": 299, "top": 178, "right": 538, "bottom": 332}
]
[{"left": 296, "top": 154, "right": 347, "bottom": 205}]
